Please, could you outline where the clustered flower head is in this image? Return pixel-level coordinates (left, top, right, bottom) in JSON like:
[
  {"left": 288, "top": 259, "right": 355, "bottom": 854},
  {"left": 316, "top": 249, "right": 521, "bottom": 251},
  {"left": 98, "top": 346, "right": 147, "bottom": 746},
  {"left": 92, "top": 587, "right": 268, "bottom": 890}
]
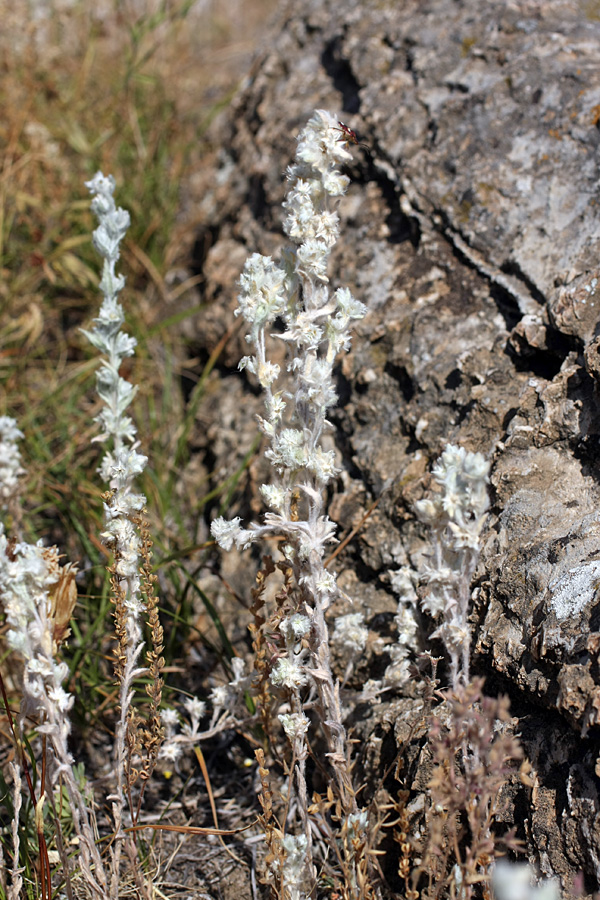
[
  {"left": 278, "top": 711, "right": 310, "bottom": 742},
  {"left": 332, "top": 612, "right": 368, "bottom": 656},
  {"left": 0, "top": 416, "right": 25, "bottom": 507},
  {"left": 414, "top": 444, "right": 490, "bottom": 686},
  {"left": 270, "top": 612, "right": 311, "bottom": 692},
  {"left": 271, "top": 656, "right": 309, "bottom": 690}
]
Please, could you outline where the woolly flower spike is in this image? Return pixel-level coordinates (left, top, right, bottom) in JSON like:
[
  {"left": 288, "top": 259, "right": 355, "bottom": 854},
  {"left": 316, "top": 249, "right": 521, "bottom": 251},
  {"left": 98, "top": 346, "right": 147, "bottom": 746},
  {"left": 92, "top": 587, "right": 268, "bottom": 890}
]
[
  {"left": 212, "top": 109, "right": 367, "bottom": 561},
  {"left": 83, "top": 172, "right": 146, "bottom": 575},
  {"left": 383, "top": 566, "right": 420, "bottom": 688},
  {"left": 0, "top": 416, "right": 25, "bottom": 507},
  {"left": 415, "top": 444, "right": 490, "bottom": 688},
  {"left": 83, "top": 173, "right": 147, "bottom": 580},
  {"left": 82, "top": 171, "right": 140, "bottom": 454},
  {"left": 85, "top": 172, "right": 130, "bottom": 264},
  {"left": 415, "top": 444, "right": 489, "bottom": 550}
]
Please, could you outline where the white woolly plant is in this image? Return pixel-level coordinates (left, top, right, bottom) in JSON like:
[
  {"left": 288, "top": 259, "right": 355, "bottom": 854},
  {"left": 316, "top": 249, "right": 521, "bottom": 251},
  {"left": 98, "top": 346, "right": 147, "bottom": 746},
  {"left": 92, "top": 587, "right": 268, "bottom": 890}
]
[
  {"left": 491, "top": 861, "right": 560, "bottom": 900},
  {"left": 414, "top": 444, "right": 490, "bottom": 689},
  {"left": 385, "top": 566, "right": 420, "bottom": 689},
  {"left": 211, "top": 109, "right": 368, "bottom": 890},
  {"left": 0, "top": 538, "right": 107, "bottom": 896},
  {"left": 0, "top": 419, "right": 106, "bottom": 896},
  {"left": 82, "top": 171, "right": 150, "bottom": 893}
]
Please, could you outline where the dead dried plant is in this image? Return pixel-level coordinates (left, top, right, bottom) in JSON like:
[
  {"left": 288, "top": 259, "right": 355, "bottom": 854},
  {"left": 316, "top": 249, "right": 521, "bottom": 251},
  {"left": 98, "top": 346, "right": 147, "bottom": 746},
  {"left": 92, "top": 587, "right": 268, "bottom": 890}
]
[{"left": 414, "top": 678, "right": 524, "bottom": 899}]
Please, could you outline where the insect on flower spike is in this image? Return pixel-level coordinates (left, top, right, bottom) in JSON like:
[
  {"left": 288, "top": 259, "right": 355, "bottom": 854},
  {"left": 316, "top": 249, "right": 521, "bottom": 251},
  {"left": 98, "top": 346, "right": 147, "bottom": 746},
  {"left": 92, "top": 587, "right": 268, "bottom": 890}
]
[
  {"left": 335, "top": 121, "right": 372, "bottom": 154},
  {"left": 336, "top": 121, "right": 359, "bottom": 144}
]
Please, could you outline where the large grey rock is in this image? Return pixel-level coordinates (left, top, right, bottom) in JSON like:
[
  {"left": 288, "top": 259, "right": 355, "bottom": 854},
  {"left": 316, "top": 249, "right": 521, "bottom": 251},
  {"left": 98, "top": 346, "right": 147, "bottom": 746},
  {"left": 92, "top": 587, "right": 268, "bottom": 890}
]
[{"left": 187, "top": 0, "right": 600, "bottom": 893}]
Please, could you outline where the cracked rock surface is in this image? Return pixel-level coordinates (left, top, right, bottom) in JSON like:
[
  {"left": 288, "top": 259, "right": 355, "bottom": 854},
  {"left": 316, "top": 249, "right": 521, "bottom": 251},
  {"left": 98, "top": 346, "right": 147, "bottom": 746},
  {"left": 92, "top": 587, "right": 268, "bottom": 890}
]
[{"left": 185, "top": 0, "right": 600, "bottom": 893}]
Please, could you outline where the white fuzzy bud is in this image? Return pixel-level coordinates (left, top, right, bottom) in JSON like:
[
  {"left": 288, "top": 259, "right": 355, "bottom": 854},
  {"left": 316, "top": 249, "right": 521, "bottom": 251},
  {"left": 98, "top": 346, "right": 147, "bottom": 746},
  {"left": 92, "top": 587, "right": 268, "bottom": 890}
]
[{"left": 280, "top": 614, "right": 311, "bottom": 644}]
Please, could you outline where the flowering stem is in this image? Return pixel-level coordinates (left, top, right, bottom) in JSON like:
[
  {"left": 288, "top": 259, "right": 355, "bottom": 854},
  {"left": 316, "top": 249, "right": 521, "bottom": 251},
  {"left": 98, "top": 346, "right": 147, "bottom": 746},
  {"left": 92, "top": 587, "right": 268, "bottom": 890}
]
[
  {"left": 212, "top": 109, "right": 368, "bottom": 895},
  {"left": 83, "top": 172, "right": 151, "bottom": 895}
]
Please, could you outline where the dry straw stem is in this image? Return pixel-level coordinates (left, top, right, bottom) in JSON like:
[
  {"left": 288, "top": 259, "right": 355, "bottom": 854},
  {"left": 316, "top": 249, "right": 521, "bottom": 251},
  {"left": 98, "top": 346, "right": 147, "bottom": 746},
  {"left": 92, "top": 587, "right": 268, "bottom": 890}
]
[
  {"left": 310, "top": 598, "right": 358, "bottom": 814},
  {"left": 255, "top": 747, "right": 289, "bottom": 900},
  {"left": 8, "top": 760, "right": 23, "bottom": 900},
  {"left": 136, "top": 511, "right": 165, "bottom": 793},
  {"left": 249, "top": 554, "right": 286, "bottom": 749}
]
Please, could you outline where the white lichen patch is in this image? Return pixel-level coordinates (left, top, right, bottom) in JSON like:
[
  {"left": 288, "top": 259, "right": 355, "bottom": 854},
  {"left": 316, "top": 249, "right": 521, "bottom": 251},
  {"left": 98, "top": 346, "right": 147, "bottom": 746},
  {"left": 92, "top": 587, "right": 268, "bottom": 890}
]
[{"left": 548, "top": 561, "right": 600, "bottom": 620}]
